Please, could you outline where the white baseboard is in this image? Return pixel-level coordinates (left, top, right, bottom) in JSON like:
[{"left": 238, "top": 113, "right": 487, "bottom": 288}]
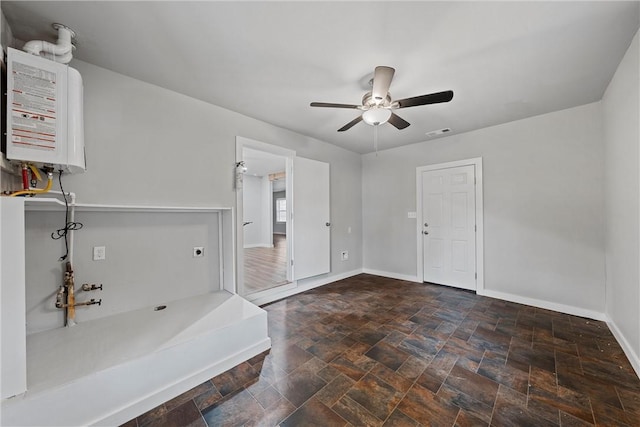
[
  {"left": 477, "top": 289, "right": 606, "bottom": 321},
  {"left": 248, "top": 269, "right": 363, "bottom": 306},
  {"left": 605, "top": 316, "right": 640, "bottom": 379},
  {"left": 361, "top": 271, "right": 607, "bottom": 322},
  {"left": 362, "top": 268, "right": 421, "bottom": 283},
  {"left": 243, "top": 243, "right": 273, "bottom": 249},
  {"left": 247, "top": 267, "right": 640, "bottom": 380}
]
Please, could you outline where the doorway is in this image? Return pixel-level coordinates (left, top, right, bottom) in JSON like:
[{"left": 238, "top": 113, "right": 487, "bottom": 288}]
[
  {"left": 235, "top": 137, "right": 332, "bottom": 302},
  {"left": 242, "top": 149, "right": 290, "bottom": 294},
  {"left": 236, "top": 139, "right": 294, "bottom": 299},
  {"left": 416, "top": 158, "right": 484, "bottom": 291}
]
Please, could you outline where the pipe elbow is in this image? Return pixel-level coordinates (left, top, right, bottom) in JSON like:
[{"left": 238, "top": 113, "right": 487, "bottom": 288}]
[
  {"left": 22, "top": 25, "right": 75, "bottom": 63},
  {"left": 41, "top": 40, "right": 72, "bottom": 56},
  {"left": 23, "top": 40, "right": 44, "bottom": 56},
  {"left": 41, "top": 50, "right": 73, "bottom": 64}
]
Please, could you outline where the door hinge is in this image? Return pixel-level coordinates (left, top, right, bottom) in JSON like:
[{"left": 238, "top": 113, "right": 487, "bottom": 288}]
[
  {"left": 291, "top": 259, "right": 294, "bottom": 266},
  {"left": 474, "top": 225, "right": 477, "bottom": 232},
  {"left": 475, "top": 272, "right": 477, "bottom": 279}
]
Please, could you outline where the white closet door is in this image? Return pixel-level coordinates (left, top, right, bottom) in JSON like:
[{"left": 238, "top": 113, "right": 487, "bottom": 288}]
[{"left": 293, "top": 157, "right": 330, "bottom": 280}]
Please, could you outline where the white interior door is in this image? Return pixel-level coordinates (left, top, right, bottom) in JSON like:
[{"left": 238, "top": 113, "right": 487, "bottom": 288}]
[
  {"left": 422, "top": 165, "right": 476, "bottom": 290},
  {"left": 293, "top": 157, "right": 330, "bottom": 280}
]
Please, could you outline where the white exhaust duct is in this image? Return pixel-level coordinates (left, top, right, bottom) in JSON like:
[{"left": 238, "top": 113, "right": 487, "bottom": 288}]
[{"left": 22, "top": 23, "right": 75, "bottom": 64}]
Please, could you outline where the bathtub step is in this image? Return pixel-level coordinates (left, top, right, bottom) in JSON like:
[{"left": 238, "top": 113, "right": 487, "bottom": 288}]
[{"left": 1, "top": 292, "right": 271, "bottom": 426}]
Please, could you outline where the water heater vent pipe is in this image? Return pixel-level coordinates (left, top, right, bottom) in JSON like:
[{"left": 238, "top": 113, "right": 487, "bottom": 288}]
[{"left": 22, "top": 23, "right": 76, "bottom": 64}]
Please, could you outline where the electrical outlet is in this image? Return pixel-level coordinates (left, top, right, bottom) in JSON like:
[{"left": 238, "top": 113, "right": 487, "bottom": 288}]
[
  {"left": 93, "top": 246, "right": 106, "bottom": 261},
  {"left": 341, "top": 251, "right": 349, "bottom": 261},
  {"left": 193, "top": 247, "right": 205, "bottom": 257}
]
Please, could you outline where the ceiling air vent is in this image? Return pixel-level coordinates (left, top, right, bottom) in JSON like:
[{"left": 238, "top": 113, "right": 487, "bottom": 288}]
[{"left": 426, "top": 128, "right": 452, "bottom": 138}]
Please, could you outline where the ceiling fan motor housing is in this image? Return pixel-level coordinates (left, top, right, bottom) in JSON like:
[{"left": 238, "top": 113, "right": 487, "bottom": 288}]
[{"left": 362, "top": 92, "right": 392, "bottom": 109}]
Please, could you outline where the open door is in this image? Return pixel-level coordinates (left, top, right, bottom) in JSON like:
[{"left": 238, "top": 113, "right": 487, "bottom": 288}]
[{"left": 293, "top": 157, "right": 330, "bottom": 280}]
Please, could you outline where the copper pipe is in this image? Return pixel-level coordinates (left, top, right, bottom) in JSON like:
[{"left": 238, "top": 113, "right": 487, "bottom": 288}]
[
  {"left": 64, "top": 262, "right": 75, "bottom": 326},
  {"left": 72, "top": 298, "right": 101, "bottom": 307},
  {"left": 56, "top": 264, "right": 102, "bottom": 325}
]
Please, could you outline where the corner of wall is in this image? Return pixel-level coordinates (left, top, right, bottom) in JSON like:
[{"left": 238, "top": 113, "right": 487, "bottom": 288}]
[
  {"left": 602, "top": 28, "right": 640, "bottom": 379},
  {"left": 0, "top": 9, "right": 22, "bottom": 193},
  {"left": 606, "top": 314, "right": 640, "bottom": 379}
]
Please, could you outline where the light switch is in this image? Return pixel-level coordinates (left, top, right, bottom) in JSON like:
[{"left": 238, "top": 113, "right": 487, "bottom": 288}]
[{"left": 408, "top": 212, "right": 417, "bottom": 219}]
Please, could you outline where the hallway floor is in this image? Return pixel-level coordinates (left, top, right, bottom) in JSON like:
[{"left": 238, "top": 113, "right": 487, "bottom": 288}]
[
  {"left": 122, "top": 274, "right": 640, "bottom": 427},
  {"left": 244, "top": 234, "right": 288, "bottom": 295}
]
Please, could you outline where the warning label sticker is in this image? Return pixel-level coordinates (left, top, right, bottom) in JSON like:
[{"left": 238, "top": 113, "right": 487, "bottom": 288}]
[{"left": 10, "top": 61, "right": 58, "bottom": 151}]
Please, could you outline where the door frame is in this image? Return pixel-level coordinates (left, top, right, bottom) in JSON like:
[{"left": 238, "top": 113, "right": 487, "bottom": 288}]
[
  {"left": 416, "top": 157, "right": 484, "bottom": 292},
  {"left": 236, "top": 136, "right": 295, "bottom": 298}
]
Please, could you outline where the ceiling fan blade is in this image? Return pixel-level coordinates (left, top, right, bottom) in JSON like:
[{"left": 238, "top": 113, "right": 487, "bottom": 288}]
[
  {"left": 396, "top": 90, "right": 454, "bottom": 108},
  {"left": 388, "top": 113, "right": 410, "bottom": 130},
  {"left": 310, "top": 102, "right": 361, "bottom": 109},
  {"left": 371, "top": 66, "right": 395, "bottom": 104},
  {"left": 337, "top": 115, "right": 363, "bottom": 132}
]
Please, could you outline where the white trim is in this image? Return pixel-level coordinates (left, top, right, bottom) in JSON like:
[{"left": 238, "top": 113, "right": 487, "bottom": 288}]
[
  {"left": 243, "top": 243, "right": 274, "bottom": 249},
  {"left": 244, "top": 281, "right": 297, "bottom": 301},
  {"left": 221, "top": 209, "right": 236, "bottom": 294},
  {"left": 218, "top": 213, "right": 225, "bottom": 291},
  {"left": 247, "top": 269, "right": 363, "bottom": 306},
  {"left": 606, "top": 315, "right": 640, "bottom": 379},
  {"left": 25, "top": 197, "right": 232, "bottom": 213},
  {"left": 362, "top": 268, "right": 421, "bottom": 283},
  {"left": 416, "top": 157, "right": 484, "bottom": 292},
  {"left": 477, "top": 288, "right": 606, "bottom": 321}
]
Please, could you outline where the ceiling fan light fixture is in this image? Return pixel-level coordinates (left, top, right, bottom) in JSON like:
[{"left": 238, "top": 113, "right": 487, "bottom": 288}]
[
  {"left": 310, "top": 66, "right": 453, "bottom": 132},
  {"left": 362, "top": 108, "right": 392, "bottom": 126}
]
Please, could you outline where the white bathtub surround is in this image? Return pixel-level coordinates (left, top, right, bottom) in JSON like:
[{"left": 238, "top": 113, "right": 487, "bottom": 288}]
[
  {"left": 1, "top": 291, "right": 270, "bottom": 426},
  {"left": 1, "top": 198, "right": 271, "bottom": 426}
]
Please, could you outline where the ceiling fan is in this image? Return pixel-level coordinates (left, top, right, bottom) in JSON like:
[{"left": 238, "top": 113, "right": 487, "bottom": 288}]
[{"left": 310, "top": 66, "right": 453, "bottom": 132}]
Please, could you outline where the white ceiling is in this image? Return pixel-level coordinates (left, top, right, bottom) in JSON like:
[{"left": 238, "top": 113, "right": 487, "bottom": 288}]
[
  {"left": 3, "top": 1, "right": 639, "bottom": 154},
  {"left": 243, "top": 147, "right": 286, "bottom": 177}
]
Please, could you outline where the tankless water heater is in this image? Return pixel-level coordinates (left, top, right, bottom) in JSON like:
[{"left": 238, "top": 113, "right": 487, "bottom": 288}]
[{"left": 6, "top": 47, "right": 85, "bottom": 173}]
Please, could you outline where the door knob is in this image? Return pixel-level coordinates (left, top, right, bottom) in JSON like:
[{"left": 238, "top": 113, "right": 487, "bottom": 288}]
[
  {"left": 424, "top": 222, "right": 428, "bottom": 227},
  {"left": 326, "top": 222, "right": 331, "bottom": 227},
  {"left": 423, "top": 231, "right": 429, "bottom": 235}
]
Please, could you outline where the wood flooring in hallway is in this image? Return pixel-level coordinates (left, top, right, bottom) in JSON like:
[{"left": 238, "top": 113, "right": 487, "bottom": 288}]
[
  {"left": 122, "top": 274, "right": 640, "bottom": 427},
  {"left": 244, "top": 234, "right": 288, "bottom": 295}
]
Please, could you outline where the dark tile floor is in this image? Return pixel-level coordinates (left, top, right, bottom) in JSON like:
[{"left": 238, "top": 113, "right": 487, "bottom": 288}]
[{"left": 122, "top": 274, "right": 640, "bottom": 427}]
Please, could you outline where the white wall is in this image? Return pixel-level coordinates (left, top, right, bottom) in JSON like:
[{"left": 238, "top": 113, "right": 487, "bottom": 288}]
[
  {"left": 242, "top": 175, "right": 265, "bottom": 247},
  {"left": 363, "top": 102, "right": 605, "bottom": 316},
  {"left": 25, "top": 210, "right": 221, "bottom": 334},
  {"left": 16, "top": 59, "right": 362, "bottom": 309},
  {"left": 603, "top": 30, "right": 640, "bottom": 374},
  {"left": 260, "top": 176, "right": 272, "bottom": 245},
  {"left": 242, "top": 175, "right": 270, "bottom": 248}
]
